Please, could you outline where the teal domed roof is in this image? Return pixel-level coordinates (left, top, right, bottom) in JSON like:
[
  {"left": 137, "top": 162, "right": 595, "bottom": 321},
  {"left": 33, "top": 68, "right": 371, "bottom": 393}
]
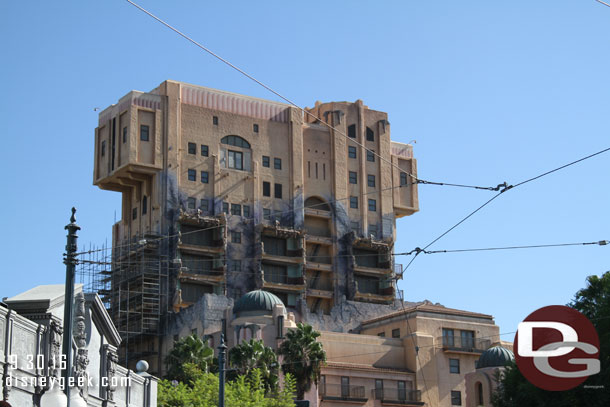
[
  {"left": 233, "top": 290, "right": 284, "bottom": 316},
  {"left": 477, "top": 346, "right": 515, "bottom": 369}
]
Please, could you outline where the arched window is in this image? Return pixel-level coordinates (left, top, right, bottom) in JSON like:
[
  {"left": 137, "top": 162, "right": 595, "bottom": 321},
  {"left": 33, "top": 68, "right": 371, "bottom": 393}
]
[
  {"left": 219, "top": 135, "right": 251, "bottom": 171},
  {"left": 304, "top": 197, "right": 330, "bottom": 212},
  {"left": 476, "top": 381, "right": 484, "bottom": 406},
  {"left": 221, "top": 135, "right": 250, "bottom": 149}
]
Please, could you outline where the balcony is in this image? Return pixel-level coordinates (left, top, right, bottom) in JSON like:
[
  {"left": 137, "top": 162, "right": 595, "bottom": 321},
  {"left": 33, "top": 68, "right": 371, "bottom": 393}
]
[
  {"left": 440, "top": 336, "right": 491, "bottom": 354},
  {"left": 262, "top": 271, "right": 305, "bottom": 292},
  {"left": 320, "top": 384, "right": 367, "bottom": 403},
  {"left": 373, "top": 389, "right": 423, "bottom": 406}
]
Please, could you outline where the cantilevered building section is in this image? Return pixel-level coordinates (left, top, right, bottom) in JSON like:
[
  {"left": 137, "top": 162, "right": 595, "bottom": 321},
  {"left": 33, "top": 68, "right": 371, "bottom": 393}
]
[{"left": 93, "top": 80, "right": 418, "bottom": 370}]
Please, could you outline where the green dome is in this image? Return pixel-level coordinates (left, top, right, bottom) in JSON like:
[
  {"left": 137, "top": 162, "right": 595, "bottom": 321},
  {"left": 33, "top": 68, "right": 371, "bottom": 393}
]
[
  {"left": 233, "top": 290, "right": 284, "bottom": 316},
  {"left": 477, "top": 346, "right": 515, "bottom": 369}
]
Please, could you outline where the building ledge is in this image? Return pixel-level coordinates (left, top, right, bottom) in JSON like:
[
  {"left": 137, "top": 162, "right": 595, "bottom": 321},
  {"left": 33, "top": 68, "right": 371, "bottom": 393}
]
[
  {"left": 354, "top": 291, "right": 394, "bottom": 304},
  {"left": 262, "top": 281, "right": 305, "bottom": 293},
  {"left": 305, "top": 262, "right": 333, "bottom": 272},
  {"left": 305, "top": 235, "right": 333, "bottom": 246},
  {"left": 304, "top": 208, "right": 332, "bottom": 219},
  {"left": 262, "top": 252, "right": 304, "bottom": 264},
  {"left": 306, "top": 288, "right": 333, "bottom": 299},
  {"left": 178, "top": 243, "right": 225, "bottom": 255},
  {"left": 353, "top": 265, "right": 393, "bottom": 277},
  {"left": 178, "top": 271, "right": 225, "bottom": 284}
]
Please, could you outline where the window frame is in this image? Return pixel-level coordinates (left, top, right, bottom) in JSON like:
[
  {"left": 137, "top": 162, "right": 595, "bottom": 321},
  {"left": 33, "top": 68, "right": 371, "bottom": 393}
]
[
  {"left": 368, "top": 174, "right": 376, "bottom": 187},
  {"left": 366, "top": 127, "right": 374, "bottom": 142},
  {"left": 400, "top": 172, "right": 408, "bottom": 186},
  {"left": 243, "top": 205, "right": 250, "bottom": 218},
  {"left": 187, "top": 197, "right": 196, "bottom": 210},
  {"left": 263, "top": 181, "right": 271, "bottom": 197},
  {"left": 201, "top": 144, "right": 209, "bottom": 157},
  {"left": 349, "top": 196, "right": 358, "bottom": 209},
  {"left": 368, "top": 199, "right": 376, "bottom": 212},
  {"left": 231, "top": 231, "right": 241, "bottom": 243},
  {"left": 188, "top": 142, "right": 196, "bottom": 155},
  {"left": 348, "top": 146, "right": 357, "bottom": 159},
  {"left": 274, "top": 183, "right": 282, "bottom": 199},
  {"left": 449, "top": 358, "right": 460, "bottom": 374},
  {"left": 228, "top": 150, "right": 244, "bottom": 170},
  {"left": 274, "top": 158, "right": 282, "bottom": 170},
  {"left": 349, "top": 171, "right": 357, "bottom": 184},
  {"left": 187, "top": 169, "right": 196, "bottom": 181},
  {"left": 262, "top": 156, "right": 270, "bottom": 167},
  {"left": 140, "top": 124, "right": 149, "bottom": 141},
  {"left": 231, "top": 203, "right": 242, "bottom": 216},
  {"left": 451, "top": 390, "right": 462, "bottom": 406},
  {"left": 367, "top": 150, "right": 375, "bottom": 162},
  {"left": 392, "top": 328, "right": 400, "bottom": 338},
  {"left": 201, "top": 171, "right": 209, "bottom": 184}
]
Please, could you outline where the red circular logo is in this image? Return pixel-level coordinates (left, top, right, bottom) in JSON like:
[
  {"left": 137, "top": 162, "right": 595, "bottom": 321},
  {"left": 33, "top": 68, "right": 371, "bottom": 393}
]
[{"left": 514, "top": 305, "right": 600, "bottom": 391}]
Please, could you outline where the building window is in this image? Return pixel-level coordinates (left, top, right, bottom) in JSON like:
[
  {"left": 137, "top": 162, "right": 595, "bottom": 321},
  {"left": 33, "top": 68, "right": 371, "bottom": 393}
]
[
  {"left": 392, "top": 328, "right": 400, "bottom": 338},
  {"left": 348, "top": 146, "right": 357, "bottom": 159},
  {"left": 368, "top": 199, "right": 376, "bottom": 212},
  {"left": 400, "top": 172, "right": 408, "bottom": 186},
  {"left": 221, "top": 135, "right": 250, "bottom": 149},
  {"left": 367, "top": 150, "right": 375, "bottom": 162},
  {"left": 263, "top": 208, "right": 271, "bottom": 220},
  {"left": 142, "top": 196, "right": 147, "bottom": 215},
  {"left": 140, "top": 125, "right": 149, "bottom": 141},
  {"left": 274, "top": 183, "right": 282, "bottom": 199},
  {"left": 274, "top": 158, "right": 282, "bottom": 170},
  {"left": 188, "top": 169, "right": 196, "bottom": 181},
  {"left": 274, "top": 210, "right": 282, "bottom": 220},
  {"left": 229, "top": 260, "right": 241, "bottom": 272},
  {"left": 253, "top": 124, "right": 259, "bottom": 133},
  {"left": 243, "top": 205, "right": 250, "bottom": 218},
  {"left": 350, "top": 221, "right": 359, "bottom": 234},
  {"left": 101, "top": 140, "right": 106, "bottom": 156},
  {"left": 231, "top": 204, "right": 241, "bottom": 216},
  {"left": 201, "top": 145, "right": 209, "bottom": 157},
  {"left": 368, "top": 174, "right": 376, "bottom": 187},
  {"left": 231, "top": 231, "right": 241, "bottom": 243},
  {"left": 451, "top": 390, "right": 462, "bottom": 406},
  {"left": 476, "top": 382, "right": 484, "bottom": 405},
  {"left": 200, "top": 199, "right": 209, "bottom": 212},
  {"left": 132, "top": 207, "right": 137, "bottom": 220},
  {"left": 369, "top": 224, "right": 378, "bottom": 238},
  {"left": 443, "top": 328, "right": 455, "bottom": 347},
  {"left": 213, "top": 116, "right": 218, "bottom": 125},
  {"left": 201, "top": 171, "right": 209, "bottom": 183},
  {"left": 348, "top": 124, "right": 356, "bottom": 138},
  {"left": 222, "top": 202, "right": 229, "bottom": 214},
  {"left": 228, "top": 150, "right": 243, "bottom": 170},
  {"left": 377, "top": 332, "right": 385, "bottom": 337},
  {"left": 366, "top": 127, "right": 374, "bottom": 142},
  {"left": 341, "top": 377, "right": 350, "bottom": 398},
  {"left": 262, "top": 156, "right": 270, "bottom": 167},
  {"left": 375, "top": 379, "right": 383, "bottom": 399},
  {"left": 461, "top": 330, "right": 475, "bottom": 348},
  {"left": 122, "top": 127, "right": 127, "bottom": 143},
  {"left": 349, "top": 196, "right": 358, "bottom": 209},
  {"left": 188, "top": 142, "right": 196, "bottom": 154},
  {"left": 187, "top": 197, "right": 196, "bottom": 209},
  {"left": 263, "top": 181, "right": 271, "bottom": 197},
  {"left": 349, "top": 171, "right": 357, "bottom": 184},
  {"left": 449, "top": 358, "right": 460, "bottom": 374}
]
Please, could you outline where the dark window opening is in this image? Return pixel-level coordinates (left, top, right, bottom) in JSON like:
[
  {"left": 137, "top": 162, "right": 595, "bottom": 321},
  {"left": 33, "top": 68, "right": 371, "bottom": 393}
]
[
  {"left": 348, "top": 146, "right": 357, "bottom": 158},
  {"left": 140, "top": 125, "right": 149, "bottom": 141},
  {"left": 187, "top": 197, "right": 196, "bottom": 209},
  {"left": 263, "top": 181, "right": 271, "bottom": 197},
  {"left": 392, "top": 328, "right": 400, "bottom": 338},
  {"left": 400, "top": 172, "right": 408, "bottom": 186},
  {"left": 349, "top": 171, "right": 357, "bottom": 184},
  {"left": 451, "top": 391, "right": 461, "bottom": 406},
  {"left": 132, "top": 207, "right": 137, "bottom": 220},
  {"left": 274, "top": 183, "right": 282, "bottom": 199},
  {"left": 221, "top": 135, "right": 250, "bottom": 149},
  {"left": 368, "top": 199, "right": 376, "bottom": 212},
  {"left": 213, "top": 116, "right": 218, "bottom": 125},
  {"left": 188, "top": 169, "right": 196, "bottom": 181},
  {"left": 449, "top": 358, "right": 460, "bottom": 374},
  {"left": 243, "top": 205, "right": 250, "bottom": 218},
  {"left": 231, "top": 204, "right": 241, "bottom": 216},
  {"left": 350, "top": 196, "right": 358, "bottom": 209},
  {"left": 274, "top": 158, "right": 282, "bottom": 170},
  {"left": 368, "top": 174, "right": 376, "bottom": 187},
  {"left": 231, "top": 231, "right": 241, "bottom": 243},
  {"left": 366, "top": 127, "right": 374, "bottom": 142},
  {"left": 201, "top": 171, "right": 209, "bottom": 183},
  {"left": 222, "top": 202, "right": 229, "bottom": 214},
  {"left": 348, "top": 124, "right": 356, "bottom": 138},
  {"left": 262, "top": 156, "right": 270, "bottom": 167},
  {"left": 228, "top": 150, "right": 243, "bottom": 170},
  {"left": 188, "top": 142, "right": 196, "bottom": 154},
  {"left": 201, "top": 145, "right": 209, "bottom": 157},
  {"left": 367, "top": 150, "right": 375, "bottom": 162},
  {"left": 253, "top": 124, "right": 259, "bottom": 133},
  {"left": 101, "top": 140, "right": 106, "bottom": 156},
  {"left": 122, "top": 127, "right": 127, "bottom": 143},
  {"left": 142, "top": 196, "right": 147, "bottom": 215}
]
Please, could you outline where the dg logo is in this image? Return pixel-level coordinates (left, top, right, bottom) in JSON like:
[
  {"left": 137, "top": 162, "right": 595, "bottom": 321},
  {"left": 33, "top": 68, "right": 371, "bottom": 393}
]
[{"left": 514, "top": 305, "right": 600, "bottom": 391}]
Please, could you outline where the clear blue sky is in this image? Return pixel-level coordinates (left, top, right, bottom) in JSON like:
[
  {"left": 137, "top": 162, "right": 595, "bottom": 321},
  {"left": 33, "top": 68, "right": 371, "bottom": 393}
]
[{"left": 1, "top": 1, "right": 608, "bottom": 339}]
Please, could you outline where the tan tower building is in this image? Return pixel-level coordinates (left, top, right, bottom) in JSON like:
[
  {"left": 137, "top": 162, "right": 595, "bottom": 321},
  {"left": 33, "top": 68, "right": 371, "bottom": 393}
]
[{"left": 93, "top": 80, "right": 418, "bottom": 370}]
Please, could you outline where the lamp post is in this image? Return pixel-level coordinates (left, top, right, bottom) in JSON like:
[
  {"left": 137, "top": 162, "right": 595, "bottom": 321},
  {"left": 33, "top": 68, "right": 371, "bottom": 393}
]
[
  {"left": 62, "top": 208, "right": 80, "bottom": 406},
  {"left": 218, "top": 334, "right": 227, "bottom": 407}
]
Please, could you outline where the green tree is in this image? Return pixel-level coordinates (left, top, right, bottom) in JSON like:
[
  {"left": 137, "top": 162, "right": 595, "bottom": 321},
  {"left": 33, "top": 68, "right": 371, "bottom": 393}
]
[
  {"left": 229, "top": 338, "right": 279, "bottom": 393},
  {"left": 492, "top": 271, "right": 610, "bottom": 407},
  {"left": 165, "top": 334, "right": 214, "bottom": 384},
  {"left": 157, "top": 369, "right": 296, "bottom": 407},
  {"left": 278, "top": 323, "right": 326, "bottom": 400}
]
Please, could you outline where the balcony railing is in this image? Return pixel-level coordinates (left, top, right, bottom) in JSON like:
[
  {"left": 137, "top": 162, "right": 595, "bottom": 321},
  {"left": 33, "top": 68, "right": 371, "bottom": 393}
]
[
  {"left": 373, "top": 388, "right": 421, "bottom": 404},
  {"left": 440, "top": 336, "right": 491, "bottom": 353},
  {"left": 320, "top": 384, "right": 367, "bottom": 402}
]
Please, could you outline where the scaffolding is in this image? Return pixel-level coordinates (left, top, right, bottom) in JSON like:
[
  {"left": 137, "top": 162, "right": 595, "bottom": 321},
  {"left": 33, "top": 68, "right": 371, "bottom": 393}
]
[{"left": 77, "top": 232, "right": 172, "bottom": 372}]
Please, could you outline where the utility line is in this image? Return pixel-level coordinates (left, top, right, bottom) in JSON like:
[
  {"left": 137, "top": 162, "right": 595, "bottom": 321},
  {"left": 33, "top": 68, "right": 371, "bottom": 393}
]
[
  {"left": 402, "top": 146, "right": 610, "bottom": 273},
  {"left": 124, "top": 0, "right": 506, "bottom": 193}
]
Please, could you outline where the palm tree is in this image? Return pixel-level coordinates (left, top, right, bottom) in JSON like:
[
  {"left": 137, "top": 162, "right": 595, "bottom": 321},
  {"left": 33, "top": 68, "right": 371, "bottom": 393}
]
[
  {"left": 165, "top": 334, "right": 214, "bottom": 384},
  {"left": 278, "top": 323, "right": 326, "bottom": 400},
  {"left": 229, "top": 338, "right": 279, "bottom": 392}
]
